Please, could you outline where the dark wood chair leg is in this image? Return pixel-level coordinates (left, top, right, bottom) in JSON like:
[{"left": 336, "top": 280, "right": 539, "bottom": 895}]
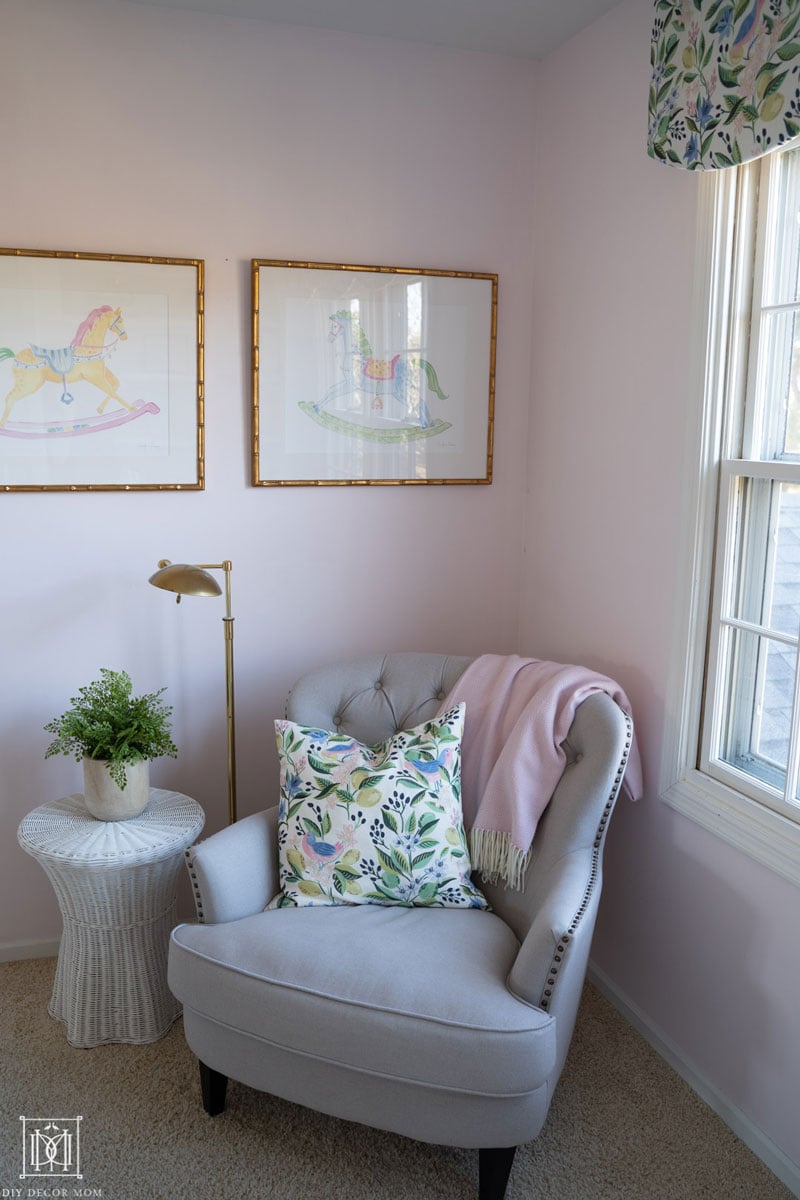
[
  {"left": 479, "top": 1146, "right": 517, "bottom": 1200},
  {"left": 199, "top": 1060, "right": 228, "bottom": 1116}
]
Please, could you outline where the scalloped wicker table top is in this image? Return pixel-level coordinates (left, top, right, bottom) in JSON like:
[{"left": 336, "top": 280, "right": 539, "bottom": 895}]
[{"left": 18, "top": 789, "right": 204, "bottom": 865}]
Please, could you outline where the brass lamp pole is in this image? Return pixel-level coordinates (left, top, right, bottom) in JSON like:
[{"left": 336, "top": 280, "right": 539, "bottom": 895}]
[{"left": 149, "top": 559, "right": 237, "bottom": 825}]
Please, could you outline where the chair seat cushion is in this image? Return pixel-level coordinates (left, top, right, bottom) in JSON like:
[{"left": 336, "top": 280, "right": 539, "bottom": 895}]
[{"left": 169, "top": 906, "right": 555, "bottom": 1097}]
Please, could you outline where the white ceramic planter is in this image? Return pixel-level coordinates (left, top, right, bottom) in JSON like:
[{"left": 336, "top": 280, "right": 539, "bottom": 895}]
[{"left": 82, "top": 757, "right": 150, "bottom": 821}]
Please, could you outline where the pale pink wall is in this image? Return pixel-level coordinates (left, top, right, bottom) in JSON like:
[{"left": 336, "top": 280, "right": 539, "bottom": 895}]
[
  {"left": 1, "top": 0, "right": 537, "bottom": 945},
  {"left": 5, "top": 0, "right": 798, "bottom": 1178},
  {"left": 525, "top": 0, "right": 800, "bottom": 1171}
]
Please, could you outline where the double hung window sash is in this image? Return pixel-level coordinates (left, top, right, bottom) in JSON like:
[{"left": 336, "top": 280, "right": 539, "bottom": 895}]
[{"left": 702, "top": 148, "right": 800, "bottom": 823}]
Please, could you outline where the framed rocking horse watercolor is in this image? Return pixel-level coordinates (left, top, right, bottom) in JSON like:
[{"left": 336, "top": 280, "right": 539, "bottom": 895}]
[
  {"left": 0, "top": 248, "right": 204, "bottom": 491},
  {"left": 251, "top": 259, "right": 496, "bottom": 486}
]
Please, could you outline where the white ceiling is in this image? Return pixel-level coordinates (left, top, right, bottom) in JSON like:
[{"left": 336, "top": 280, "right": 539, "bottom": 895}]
[{"left": 125, "top": 0, "right": 622, "bottom": 60}]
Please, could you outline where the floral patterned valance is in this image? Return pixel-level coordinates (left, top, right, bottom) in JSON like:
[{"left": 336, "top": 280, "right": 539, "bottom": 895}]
[{"left": 648, "top": 1, "right": 800, "bottom": 169}]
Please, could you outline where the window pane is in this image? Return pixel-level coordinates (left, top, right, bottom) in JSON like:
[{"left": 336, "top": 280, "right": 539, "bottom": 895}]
[
  {"left": 729, "top": 478, "right": 800, "bottom": 637},
  {"left": 763, "top": 146, "right": 800, "bottom": 307},
  {"left": 719, "top": 626, "right": 795, "bottom": 792},
  {"left": 774, "top": 484, "right": 800, "bottom": 637},
  {"left": 752, "top": 308, "right": 800, "bottom": 458}
]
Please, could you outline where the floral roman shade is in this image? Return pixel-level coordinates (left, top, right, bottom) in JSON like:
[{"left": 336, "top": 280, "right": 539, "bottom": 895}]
[{"left": 648, "top": 1, "right": 800, "bottom": 169}]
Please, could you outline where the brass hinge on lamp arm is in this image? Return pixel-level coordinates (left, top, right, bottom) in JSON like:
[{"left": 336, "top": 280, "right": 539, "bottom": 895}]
[{"left": 149, "top": 558, "right": 237, "bottom": 825}]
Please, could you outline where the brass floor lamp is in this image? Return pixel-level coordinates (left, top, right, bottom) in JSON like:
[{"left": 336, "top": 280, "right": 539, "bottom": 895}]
[{"left": 149, "top": 559, "right": 237, "bottom": 824}]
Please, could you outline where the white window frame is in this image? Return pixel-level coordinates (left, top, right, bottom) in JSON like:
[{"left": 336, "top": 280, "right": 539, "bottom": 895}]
[{"left": 662, "top": 155, "right": 800, "bottom": 887}]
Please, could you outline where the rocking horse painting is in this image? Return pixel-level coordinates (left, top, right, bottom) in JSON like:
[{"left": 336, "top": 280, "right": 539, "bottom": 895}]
[
  {"left": 0, "top": 304, "right": 158, "bottom": 439},
  {"left": 299, "top": 309, "right": 452, "bottom": 443},
  {"left": 0, "top": 248, "right": 203, "bottom": 491},
  {"left": 252, "top": 260, "right": 497, "bottom": 486}
]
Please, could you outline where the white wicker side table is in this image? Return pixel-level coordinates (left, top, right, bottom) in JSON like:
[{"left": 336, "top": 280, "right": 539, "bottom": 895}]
[{"left": 18, "top": 789, "right": 204, "bottom": 1048}]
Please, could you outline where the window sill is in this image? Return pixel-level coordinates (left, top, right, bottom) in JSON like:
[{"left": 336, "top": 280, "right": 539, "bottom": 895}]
[{"left": 662, "top": 768, "right": 800, "bottom": 888}]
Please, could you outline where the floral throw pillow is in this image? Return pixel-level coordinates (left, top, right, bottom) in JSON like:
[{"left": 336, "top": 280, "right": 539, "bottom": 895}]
[{"left": 269, "top": 704, "right": 488, "bottom": 910}]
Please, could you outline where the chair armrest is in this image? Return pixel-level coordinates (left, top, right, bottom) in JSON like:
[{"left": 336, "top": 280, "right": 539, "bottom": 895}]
[
  {"left": 493, "top": 695, "right": 630, "bottom": 1079},
  {"left": 185, "top": 807, "right": 279, "bottom": 924},
  {"left": 506, "top": 848, "right": 604, "bottom": 1080},
  {"left": 492, "top": 693, "right": 630, "bottom": 1015},
  {"left": 507, "top": 848, "right": 597, "bottom": 1006}
]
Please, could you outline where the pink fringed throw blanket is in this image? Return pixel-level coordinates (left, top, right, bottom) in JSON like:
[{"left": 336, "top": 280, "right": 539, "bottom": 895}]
[{"left": 438, "top": 655, "right": 643, "bottom": 890}]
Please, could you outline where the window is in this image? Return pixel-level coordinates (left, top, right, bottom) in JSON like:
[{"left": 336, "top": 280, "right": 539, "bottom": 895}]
[
  {"left": 664, "top": 145, "right": 800, "bottom": 883},
  {"left": 703, "top": 146, "right": 800, "bottom": 823}
]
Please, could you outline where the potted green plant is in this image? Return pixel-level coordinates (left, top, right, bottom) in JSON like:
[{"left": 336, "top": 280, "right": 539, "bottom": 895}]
[{"left": 44, "top": 668, "right": 178, "bottom": 821}]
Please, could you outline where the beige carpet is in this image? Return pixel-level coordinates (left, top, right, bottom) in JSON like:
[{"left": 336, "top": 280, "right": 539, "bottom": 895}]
[{"left": 0, "top": 957, "right": 792, "bottom": 1200}]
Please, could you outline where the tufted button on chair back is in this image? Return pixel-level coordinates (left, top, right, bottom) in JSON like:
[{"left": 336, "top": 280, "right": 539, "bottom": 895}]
[{"left": 286, "top": 651, "right": 473, "bottom": 747}]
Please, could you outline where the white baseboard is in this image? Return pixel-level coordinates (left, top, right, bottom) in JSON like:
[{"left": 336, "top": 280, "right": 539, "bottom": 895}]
[
  {"left": 0, "top": 938, "right": 59, "bottom": 963},
  {"left": 588, "top": 961, "right": 800, "bottom": 1199}
]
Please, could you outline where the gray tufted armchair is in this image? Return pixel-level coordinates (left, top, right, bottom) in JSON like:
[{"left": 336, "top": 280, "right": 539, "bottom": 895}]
[{"left": 168, "top": 653, "right": 633, "bottom": 1200}]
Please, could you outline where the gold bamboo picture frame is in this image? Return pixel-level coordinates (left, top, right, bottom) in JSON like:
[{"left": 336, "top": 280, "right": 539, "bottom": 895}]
[
  {"left": 252, "top": 259, "right": 496, "bottom": 486},
  {"left": 0, "top": 248, "right": 204, "bottom": 492}
]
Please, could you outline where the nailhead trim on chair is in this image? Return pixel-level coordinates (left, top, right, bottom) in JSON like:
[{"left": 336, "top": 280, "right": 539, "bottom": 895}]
[
  {"left": 539, "top": 712, "right": 633, "bottom": 1012},
  {"left": 185, "top": 848, "right": 206, "bottom": 925}
]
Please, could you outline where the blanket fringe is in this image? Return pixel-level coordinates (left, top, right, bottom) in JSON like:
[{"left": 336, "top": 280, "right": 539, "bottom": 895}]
[{"left": 469, "top": 827, "right": 531, "bottom": 892}]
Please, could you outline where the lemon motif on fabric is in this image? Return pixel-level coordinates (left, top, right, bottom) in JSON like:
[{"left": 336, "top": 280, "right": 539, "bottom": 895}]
[{"left": 270, "top": 705, "right": 488, "bottom": 910}]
